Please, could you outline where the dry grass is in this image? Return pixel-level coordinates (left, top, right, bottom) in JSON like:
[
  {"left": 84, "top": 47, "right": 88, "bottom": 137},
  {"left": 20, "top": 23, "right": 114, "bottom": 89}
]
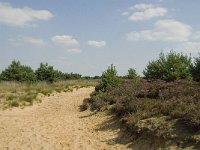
[{"left": 0, "top": 79, "right": 99, "bottom": 110}]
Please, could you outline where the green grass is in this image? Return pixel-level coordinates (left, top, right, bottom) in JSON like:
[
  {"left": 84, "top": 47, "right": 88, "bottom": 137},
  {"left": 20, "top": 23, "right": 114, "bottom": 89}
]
[{"left": 0, "top": 79, "right": 98, "bottom": 109}]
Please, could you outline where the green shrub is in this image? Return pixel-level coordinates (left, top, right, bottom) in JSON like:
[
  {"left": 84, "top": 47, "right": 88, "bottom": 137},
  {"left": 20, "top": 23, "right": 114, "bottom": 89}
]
[
  {"left": 35, "top": 63, "right": 62, "bottom": 83},
  {"left": 95, "top": 64, "right": 121, "bottom": 92},
  {"left": 143, "top": 51, "right": 192, "bottom": 81},
  {"left": 64, "top": 72, "right": 82, "bottom": 80},
  {"left": 191, "top": 54, "right": 200, "bottom": 81},
  {"left": 127, "top": 68, "right": 139, "bottom": 80},
  {"left": 35, "top": 63, "right": 83, "bottom": 82},
  {"left": 0, "top": 60, "right": 37, "bottom": 83},
  {"left": 9, "top": 100, "right": 19, "bottom": 107}
]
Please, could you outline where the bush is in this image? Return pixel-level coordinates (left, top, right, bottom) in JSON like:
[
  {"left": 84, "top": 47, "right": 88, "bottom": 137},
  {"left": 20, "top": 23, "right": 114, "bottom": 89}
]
[
  {"left": 191, "top": 54, "right": 200, "bottom": 81},
  {"left": 64, "top": 73, "right": 82, "bottom": 80},
  {"left": 0, "top": 60, "right": 37, "bottom": 82},
  {"left": 143, "top": 51, "right": 192, "bottom": 81},
  {"left": 95, "top": 64, "right": 121, "bottom": 92},
  {"left": 35, "top": 63, "right": 63, "bottom": 83},
  {"left": 127, "top": 68, "right": 139, "bottom": 80},
  {"left": 93, "top": 76, "right": 101, "bottom": 79},
  {"left": 83, "top": 79, "right": 200, "bottom": 147}
]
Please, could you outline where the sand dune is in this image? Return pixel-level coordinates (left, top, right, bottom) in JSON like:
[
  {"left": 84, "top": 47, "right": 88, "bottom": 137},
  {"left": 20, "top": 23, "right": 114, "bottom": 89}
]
[{"left": 0, "top": 87, "right": 131, "bottom": 150}]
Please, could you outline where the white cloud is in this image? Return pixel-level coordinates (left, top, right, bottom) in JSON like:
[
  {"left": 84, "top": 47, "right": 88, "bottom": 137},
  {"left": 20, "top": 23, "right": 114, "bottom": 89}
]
[
  {"left": 127, "top": 30, "right": 157, "bottom": 41},
  {"left": 129, "top": 7, "right": 167, "bottom": 21},
  {"left": 162, "top": 42, "right": 200, "bottom": 54},
  {"left": 127, "top": 3, "right": 168, "bottom": 21},
  {"left": 67, "top": 48, "right": 82, "bottom": 54},
  {"left": 52, "top": 35, "right": 79, "bottom": 46},
  {"left": 192, "top": 31, "right": 200, "bottom": 40},
  {"left": 131, "top": 4, "right": 154, "bottom": 10},
  {"left": 23, "top": 37, "right": 46, "bottom": 46},
  {"left": 87, "top": 40, "right": 106, "bottom": 48},
  {"left": 0, "top": 3, "right": 53, "bottom": 27},
  {"left": 177, "top": 42, "right": 200, "bottom": 53},
  {"left": 127, "top": 19, "right": 192, "bottom": 42},
  {"left": 8, "top": 36, "right": 46, "bottom": 46},
  {"left": 121, "top": 11, "right": 129, "bottom": 16}
]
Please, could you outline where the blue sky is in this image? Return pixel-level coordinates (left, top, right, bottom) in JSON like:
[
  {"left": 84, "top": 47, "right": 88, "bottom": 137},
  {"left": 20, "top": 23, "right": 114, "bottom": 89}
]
[{"left": 0, "top": 0, "right": 200, "bottom": 76}]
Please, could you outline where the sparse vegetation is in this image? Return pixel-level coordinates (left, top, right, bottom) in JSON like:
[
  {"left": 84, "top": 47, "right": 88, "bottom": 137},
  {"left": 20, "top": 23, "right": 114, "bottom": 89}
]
[
  {"left": 0, "top": 80, "right": 98, "bottom": 109},
  {"left": 0, "top": 60, "right": 98, "bottom": 109}
]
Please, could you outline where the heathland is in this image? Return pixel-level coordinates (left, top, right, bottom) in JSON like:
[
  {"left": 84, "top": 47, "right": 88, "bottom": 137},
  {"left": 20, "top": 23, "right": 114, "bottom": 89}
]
[{"left": 1, "top": 51, "right": 200, "bottom": 149}]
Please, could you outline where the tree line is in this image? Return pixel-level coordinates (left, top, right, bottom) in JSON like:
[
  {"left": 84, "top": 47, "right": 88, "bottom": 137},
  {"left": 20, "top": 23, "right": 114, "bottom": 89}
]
[
  {"left": 1, "top": 51, "right": 200, "bottom": 84},
  {"left": 0, "top": 61, "right": 88, "bottom": 83},
  {"left": 95, "top": 51, "right": 200, "bottom": 92}
]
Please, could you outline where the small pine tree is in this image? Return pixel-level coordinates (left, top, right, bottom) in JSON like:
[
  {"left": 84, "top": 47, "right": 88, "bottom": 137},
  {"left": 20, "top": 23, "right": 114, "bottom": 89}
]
[
  {"left": 191, "top": 54, "right": 200, "bottom": 81},
  {"left": 0, "top": 60, "right": 36, "bottom": 82},
  {"left": 35, "top": 63, "right": 59, "bottom": 83},
  {"left": 127, "top": 68, "right": 139, "bottom": 80},
  {"left": 95, "top": 64, "right": 121, "bottom": 92},
  {"left": 143, "top": 51, "right": 192, "bottom": 81}
]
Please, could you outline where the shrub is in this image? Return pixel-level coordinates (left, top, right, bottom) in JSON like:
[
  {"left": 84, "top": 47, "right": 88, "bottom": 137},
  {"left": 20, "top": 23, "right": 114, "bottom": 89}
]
[
  {"left": 35, "top": 63, "right": 62, "bottom": 83},
  {"left": 127, "top": 68, "right": 139, "bottom": 80},
  {"left": 0, "top": 61, "right": 86, "bottom": 83},
  {"left": 80, "top": 98, "right": 90, "bottom": 111},
  {"left": 64, "top": 73, "right": 82, "bottom": 80},
  {"left": 95, "top": 64, "right": 121, "bottom": 92},
  {"left": 191, "top": 54, "right": 200, "bottom": 81},
  {"left": 9, "top": 100, "right": 19, "bottom": 107},
  {"left": 0, "top": 60, "right": 37, "bottom": 82},
  {"left": 93, "top": 76, "right": 101, "bottom": 79},
  {"left": 143, "top": 51, "right": 192, "bottom": 81},
  {"left": 83, "top": 79, "right": 200, "bottom": 141}
]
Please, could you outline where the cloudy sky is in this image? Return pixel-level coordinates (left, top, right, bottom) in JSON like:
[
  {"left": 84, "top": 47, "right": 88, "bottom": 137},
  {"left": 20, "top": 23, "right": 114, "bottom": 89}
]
[{"left": 0, "top": 0, "right": 200, "bottom": 76}]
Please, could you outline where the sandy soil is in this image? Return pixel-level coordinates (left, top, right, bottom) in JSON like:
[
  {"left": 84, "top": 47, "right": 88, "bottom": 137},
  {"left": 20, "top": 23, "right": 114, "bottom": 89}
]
[{"left": 0, "top": 87, "right": 132, "bottom": 150}]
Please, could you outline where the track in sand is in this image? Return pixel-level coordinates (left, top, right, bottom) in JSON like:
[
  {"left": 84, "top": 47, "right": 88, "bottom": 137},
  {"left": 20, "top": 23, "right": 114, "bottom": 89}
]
[{"left": 0, "top": 87, "right": 132, "bottom": 150}]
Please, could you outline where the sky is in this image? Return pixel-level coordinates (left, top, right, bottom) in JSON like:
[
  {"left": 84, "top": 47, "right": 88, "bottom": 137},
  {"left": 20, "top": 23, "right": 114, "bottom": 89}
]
[{"left": 0, "top": 0, "right": 200, "bottom": 76}]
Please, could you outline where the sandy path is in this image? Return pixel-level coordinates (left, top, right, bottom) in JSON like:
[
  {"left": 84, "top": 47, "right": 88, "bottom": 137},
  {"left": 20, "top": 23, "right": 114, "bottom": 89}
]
[{"left": 0, "top": 87, "right": 131, "bottom": 150}]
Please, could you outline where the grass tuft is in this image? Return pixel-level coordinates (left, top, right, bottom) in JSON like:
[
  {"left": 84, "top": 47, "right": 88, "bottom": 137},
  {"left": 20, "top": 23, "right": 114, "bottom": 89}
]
[{"left": 0, "top": 79, "right": 98, "bottom": 109}]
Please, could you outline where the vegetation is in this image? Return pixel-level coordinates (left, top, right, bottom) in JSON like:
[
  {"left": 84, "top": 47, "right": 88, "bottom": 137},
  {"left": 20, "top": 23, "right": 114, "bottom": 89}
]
[
  {"left": 0, "top": 80, "right": 98, "bottom": 110},
  {"left": 65, "top": 73, "right": 82, "bottom": 80},
  {"left": 0, "top": 60, "right": 37, "bottom": 83},
  {"left": 0, "top": 61, "right": 83, "bottom": 83},
  {"left": 0, "top": 60, "right": 99, "bottom": 110},
  {"left": 95, "top": 64, "right": 121, "bottom": 92},
  {"left": 81, "top": 51, "right": 200, "bottom": 148},
  {"left": 1, "top": 50, "right": 200, "bottom": 148},
  {"left": 35, "top": 63, "right": 63, "bottom": 83},
  {"left": 82, "top": 79, "right": 200, "bottom": 148},
  {"left": 191, "top": 54, "right": 200, "bottom": 81},
  {"left": 127, "top": 68, "right": 139, "bottom": 80},
  {"left": 143, "top": 51, "right": 192, "bottom": 81}
]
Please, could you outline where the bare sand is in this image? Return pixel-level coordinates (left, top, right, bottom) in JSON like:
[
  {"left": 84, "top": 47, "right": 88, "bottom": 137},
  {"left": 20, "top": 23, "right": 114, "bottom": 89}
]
[{"left": 0, "top": 87, "right": 132, "bottom": 150}]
